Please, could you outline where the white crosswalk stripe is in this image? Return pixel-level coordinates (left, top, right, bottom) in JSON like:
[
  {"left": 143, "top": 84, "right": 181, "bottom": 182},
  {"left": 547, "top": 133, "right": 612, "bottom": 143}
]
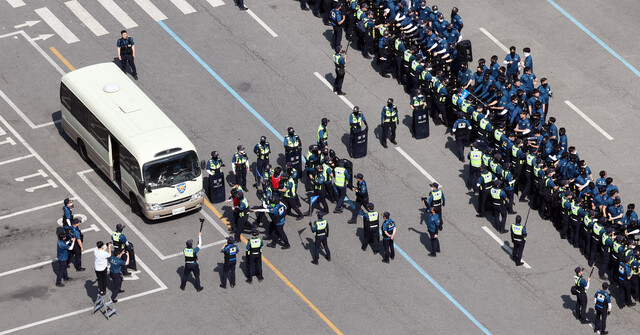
[
  {"left": 65, "top": 1, "right": 109, "bottom": 36},
  {"left": 97, "top": 0, "right": 138, "bottom": 29},
  {"left": 34, "top": 7, "right": 80, "bottom": 44},
  {"left": 206, "top": 0, "right": 225, "bottom": 8},
  {"left": 170, "top": 0, "right": 197, "bottom": 14},
  {"left": 6, "top": 0, "right": 25, "bottom": 8},
  {"left": 134, "top": 0, "right": 167, "bottom": 21}
]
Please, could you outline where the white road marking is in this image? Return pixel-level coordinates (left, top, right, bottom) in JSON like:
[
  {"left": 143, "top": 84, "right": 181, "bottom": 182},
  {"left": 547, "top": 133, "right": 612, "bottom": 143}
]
[
  {"left": 163, "top": 239, "right": 227, "bottom": 259},
  {"left": 65, "top": 1, "right": 109, "bottom": 37},
  {"left": 14, "top": 20, "right": 40, "bottom": 29},
  {"left": 478, "top": 27, "right": 509, "bottom": 54},
  {"left": 15, "top": 169, "right": 48, "bottom": 182},
  {"left": 0, "top": 88, "right": 59, "bottom": 129},
  {"left": 0, "top": 113, "right": 166, "bottom": 335},
  {"left": 82, "top": 224, "right": 99, "bottom": 233},
  {"left": 395, "top": 147, "right": 440, "bottom": 185},
  {"left": 122, "top": 269, "right": 142, "bottom": 280},
  {"left": 97, "top": 0, "right": 138, "bottom": 29},
  {"left": 25, "top": 179, "right": 58, "bottom": 192},
  {"left": 6, "top": 0, "right": 25, "bottom": 8},
  {"left": 0, "top": 31, "right": 64, "bottom": 75},
  {"left": 0, "top": 154, "right": 34, "bottom": 166},
  {"left": 564, "top": 100, "right": 614, "bottom": 141},
  {"left": 170, "top": 0, "right": 196, "bottom": 14},
  {"left": 313, "top": 71, "right": 354, "bottom": 108},
  {"left": 0, "top": 199, "right": 69, "bottom": 221},
  {"left": 206, "top": 0, "right": 225, "bottom": 8},
  {"left": 0, "top": 248, "right": 96, "bottom": 278},
  {"left": 0, "top": 126, "right": 5, "bottom": 136},
  {"left": 34, "top": 7, "right": 80, "bottom": 44},
  {"left": 0, "top": 137, "right": 16, "bottom": 146},
  {"left": 482, "top": 226, "right": 531, "bottom": 269},
  {"left": 246, "top": 9, "right": 278, "bottom": 37},
  {"left": 78, "top": 169, "right": 169, "bottom": 260},
  {"left": 201, "top": 208, "right": 229, "bottom": 237},
  {"left": 134, "top": 0, "right": 168, "bottom": 21},
  {"left": 30, "top": 34, "right": 54, "bottom": 42}
]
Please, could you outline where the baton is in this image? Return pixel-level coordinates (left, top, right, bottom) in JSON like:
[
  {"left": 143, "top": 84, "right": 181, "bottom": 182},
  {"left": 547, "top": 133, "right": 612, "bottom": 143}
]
[
  {"left": 199, "top": 218, "right": 204, "bottom": 232},
  {"left": 524, "top": 206, "right": 531, "bottom": 227},
  {"left": 589, "top": 266, "right": 594, "bottom": 278}
]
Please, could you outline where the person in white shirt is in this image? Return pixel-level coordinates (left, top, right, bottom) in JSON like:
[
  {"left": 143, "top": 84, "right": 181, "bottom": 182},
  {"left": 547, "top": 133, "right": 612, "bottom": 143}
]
[{"left": 94, "top": 241, "right": 112, "bottom": 296}]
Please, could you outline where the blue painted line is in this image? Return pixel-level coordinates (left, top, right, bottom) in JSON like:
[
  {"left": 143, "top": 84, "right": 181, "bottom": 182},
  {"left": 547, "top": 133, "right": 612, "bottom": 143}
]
[
  {"left": 157, "top": 21, "right": 284, "bottom": 140},
  {"left": 545, "top": 0, "right": 640, "bottom": 78},
  {"left": 159, "top": 20, "right": 490, "bottom": 335}
]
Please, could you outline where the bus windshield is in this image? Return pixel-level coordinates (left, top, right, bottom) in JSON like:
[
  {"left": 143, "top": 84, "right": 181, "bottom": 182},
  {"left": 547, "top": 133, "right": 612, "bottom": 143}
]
[{"left": 143, "top": 151, "right": 201, "bottom": 189}]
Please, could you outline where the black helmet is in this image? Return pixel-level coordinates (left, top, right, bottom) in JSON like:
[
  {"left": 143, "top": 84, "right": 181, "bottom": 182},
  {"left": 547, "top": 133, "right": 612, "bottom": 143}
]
[
  {"left": 367, "top": 203, "right": 374, "bottom": 210},
  {"left": 211, "top": 150, "right": 218, "bottom": 158},
  {"left": 287, "top": 127, "right": 295, "bottom": 135},
  {"left": 237, "top": 145, "right": 245, "bottom": 151}
]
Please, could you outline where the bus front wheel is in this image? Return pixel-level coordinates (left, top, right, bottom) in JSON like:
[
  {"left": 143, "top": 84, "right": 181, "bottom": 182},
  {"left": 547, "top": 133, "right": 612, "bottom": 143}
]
[
  {"left": 129, "top": 193, "right": 141, "bottom": 216},
  {"left": 77, "top": 139, "right": 89, "bottom": 163}
]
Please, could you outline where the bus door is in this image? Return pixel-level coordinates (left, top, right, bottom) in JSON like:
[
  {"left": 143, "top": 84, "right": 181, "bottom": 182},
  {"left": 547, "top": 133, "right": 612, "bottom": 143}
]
[{"left": 110, "top": 135, "right": 122, "bottom": 189}]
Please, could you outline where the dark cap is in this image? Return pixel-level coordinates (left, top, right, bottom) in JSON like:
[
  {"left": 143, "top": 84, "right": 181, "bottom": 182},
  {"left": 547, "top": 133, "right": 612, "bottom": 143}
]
[
  {"left": 430, "top": 182, "right": 439, "bottom": 188},
  {"left": 237, "top": 145, "right": 245, "bottom": 151},
  {"left": 186, "top": 239, "right": 193, "bottom": 247},
  {"left": 515, "top": 215, "right": 522, "bottom": 223},
  {"left": 72, "top": 218, "right": 82, "bottom": 225},
  {"left": 64, "top": 198, "right": 71, "bottom": 205},
  {"left": 116, "top": 223, "right": 124, "bottom": 231},
  {"left": 286, "top": 162, "right": 292, "bottom": 168},
  {"left": 251, "top": 228, "right": 258, "bottom": 236},
  {"left": 356, "top": 173, "right": 364, "bottom": 179},
  {"left": 317, "top": 211, "right": 324, "bottom": 218},
  {"left": 227, "top": 236, "right": 235, "bottom": 244},
  {"left": 575, "top": 267, "right": 584, "bottom": 274},
  {"left": 260, "top": 135, "right": 266, "bottom": 142},
  {"left": 322, "top": 117, "right": 329, "bottom": 124},
  {"left": 383, "top": 212, "right": 390, "bottom": 218},
  {"left": 211, "top": 150, "right": 217, "bottom": 157},
  {"left": 335, "top": 45, "right": 341, "bottom": 53}
]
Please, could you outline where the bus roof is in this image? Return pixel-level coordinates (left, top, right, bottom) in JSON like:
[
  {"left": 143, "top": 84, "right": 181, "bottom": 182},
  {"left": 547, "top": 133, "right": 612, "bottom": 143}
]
[{"left": 61, "top": 63, "right": 196, "bottom": 164}]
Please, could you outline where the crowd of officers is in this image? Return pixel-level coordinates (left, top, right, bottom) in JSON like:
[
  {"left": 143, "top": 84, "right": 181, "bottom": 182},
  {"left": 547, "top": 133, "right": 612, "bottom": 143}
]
[{"left": 315, "top": 0, "right": 639, "bottom": 329}]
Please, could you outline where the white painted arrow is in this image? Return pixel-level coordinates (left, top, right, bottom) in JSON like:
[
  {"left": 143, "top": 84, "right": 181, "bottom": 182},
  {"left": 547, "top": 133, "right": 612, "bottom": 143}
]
[
  {"left": 30, "top": 34, "right": 54, "bottom": 42},
  {"left": 81, "top": 224, "right": 99, "bottom": 233},
  {"left": 25, "top": 179, "right": 58, "bottom": 192},
  {"left": 14, "top": 20, "right": 41, "bottom": 29}
]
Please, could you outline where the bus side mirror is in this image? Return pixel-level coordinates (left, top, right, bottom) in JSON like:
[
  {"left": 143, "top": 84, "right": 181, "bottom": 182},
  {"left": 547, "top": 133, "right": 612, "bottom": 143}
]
[
  {"left": 137, "top": 180, "right": 148, "bottom": 194},
  {"left": 200, "top": 160, "right": 206, "bottom": 170}
]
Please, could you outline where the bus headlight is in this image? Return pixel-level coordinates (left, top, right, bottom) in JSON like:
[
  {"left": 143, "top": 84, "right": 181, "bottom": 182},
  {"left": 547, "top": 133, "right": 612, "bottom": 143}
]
[
  {"left": 190, "top": 190, "right": 204, "bottom": 201},
  {"left": 149, "top": 203, "right": 164, "bottom": 211}
]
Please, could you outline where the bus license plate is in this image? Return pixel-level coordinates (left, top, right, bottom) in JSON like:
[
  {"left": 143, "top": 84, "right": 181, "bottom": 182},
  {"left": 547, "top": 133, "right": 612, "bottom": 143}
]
[{"left": 172, "top": 207, "right": 186, "bottom": 215}]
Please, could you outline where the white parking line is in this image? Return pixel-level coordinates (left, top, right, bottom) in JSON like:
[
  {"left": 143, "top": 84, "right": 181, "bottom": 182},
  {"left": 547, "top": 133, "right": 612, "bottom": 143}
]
[
  {"left": 6, "top": 0, "right": 25, "bottom": 8},
  {"left": 0, "top": 201, "right": 61, "bottom": 221},
  {"left": 0, "top": 89, "right": 60, "bottom": 129},
  {"left": 0, "top": 126, "right": 5, "bottom": 136},
  {"left": 34, "top": 7, "right": 80, "bottom": 44},
  {"left": 97, "top": 0, "right": 138, "bottom": 29},
  {"left": 206, "top": 0, "right": 225, "bottom": 8},
  {"left": 246, "top": 9, "right": 278, "bottom": 37},
  {"left": 395, "top": 147, "right": 440, "bottom": 185},
  {"left": 313, "top": 71, "right": 354, "bottom": 108},
  {"left": 0, "top": 154, "right": 34, "bottom": 166},
  {"left": 163, "top": 239, "right": 227, "bottom": 259},
  {"left": 65, "top": 1, "right": 109, "bottom": 37},
  {"left": 170, "top": 0, "right": 197, "bottom": 14},
  {"left": 15, "top": 169, "right": 47, "bottom": 182},
  {"left": 0, "top": 137, "right": 16, "bottom": 146},
  {"left": 482, "top": 226, "right": 531, "bottom": 269},
  {"left": 201, "top": 207, "right": 229, "bottom": 237},
  {"left": 0, "top": 248, "right": 96, "bottom": 278},
  {"left": 478, "top": 27, "right": 509, "bottom": 54},
  {"left": 564, "top": 100, "right": 614, "bottom": 141},
  {"left": 25, "top": 179, "right": 58, "bottom": 192},
  {"left": 134, "top": 0, "right": 168, "bottom": 21}
]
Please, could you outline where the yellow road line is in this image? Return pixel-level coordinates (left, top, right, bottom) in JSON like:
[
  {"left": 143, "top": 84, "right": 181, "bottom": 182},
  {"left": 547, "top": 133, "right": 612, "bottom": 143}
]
[
  {"left": 49, "top": 47, "right": 75, "bottom": 71},
  {"left": 204, "top": 198, "right": 343, "bottom": 335}
]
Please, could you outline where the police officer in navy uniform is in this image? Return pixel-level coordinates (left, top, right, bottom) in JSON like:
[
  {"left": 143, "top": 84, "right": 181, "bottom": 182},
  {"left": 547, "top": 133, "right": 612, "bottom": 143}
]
[
  {"left": 452, "top": 113, "right": 471, "bottom": 162},
  {"left": 309, "top": 165, "right": 330, "bottom": 215},
  {"left": 362, "top": 203, "right": 379, "bottom": 253},
  {"left": 220, "top": 236, "right": 238, "bottom": 289},
  {"left": 349, "top": 106, "right": 367, "bottom": 155},
  {"left": 109, "top": 248, "right": 129, "bottom": 302},
  {"left": 246, "top": 228, "right": 263, "bottom": 283},
  {"left": 62, "top": 198, "right": 74, "bottom": 229},
  {"left": 206, "top": 151, "right": 224, "bottom": 199},
  {"left": 310, "top": 212, "right": 331, "bottom": 264},
  {"left": 427, "top": 207, "right": 441, "bottom": 257},
  {"left": 232, "top": 190, "right": 250, "bottom": 241},
  {"left": 348, "top": 173, "right": 368, "bottom": 224},
  {"left": 573, "top": 266, "right": 591, "bottom": 324},
  {"left": 55, "top": 232, "right": 75, "bottom": 287},
  {"left": 117, "top": 30, "right": 137, "bottom": 80},
  {"left": 380, "top": 98, "right": 398, "bottom": 147},
  {"left": 330, "top": 2, "right": 345, "bottom": 49},
  {"left": 425, "top": 183, "right": 445, "bottom": 229},
  {"left": 510, "top": 215, "right": 527, "bottom": 266},
  {"left": 232, "top": 145, "right": 250, "bottom": 190},
  {"left": 381, "top": 212, "right": 396, "bottom": 263},
  {"left": 253, "top": 136, "right": 270, "bottom": 187},
  {"left": 69, "top": 218, "right": 86, "bottom": 272},
  {"left": 593, "top": 282, "right": 611, "bottom": 334},
  {"left": 112, "top": 224, "right": 132, "bottom": 276},
  {"left": 333, "top": 46, "right": 346, "bottom": 95},
  {"left": 254, "top": 195, "right": 291, "bottom": 249},
  {"left": 618, "top": 256, "right": 635, "bottom": 307},
  {"left": 490, "top": 180, "right": 509, "bottom": 233},
  {"left": 180, "top": 232, "right": 203, "bottom": 292}
]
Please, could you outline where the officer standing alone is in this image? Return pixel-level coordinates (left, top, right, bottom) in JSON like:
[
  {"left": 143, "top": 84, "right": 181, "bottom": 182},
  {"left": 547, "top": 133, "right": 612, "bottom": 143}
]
[
  {"left": 246, "top": 228, "right": 264, "bottom": 283},
  {"left": 333, "top": 47, "right": 346, "bottom": 95},
  {"left": 510, "top": 215, "right": 527, "bottom": 266},
  {"left": 380, "top": 98, "right": 398, "bottom": 147},
  {"left": 220, "top": 236, "right": 238, "bottom": 289},
  {"left": 310, "top": 212, "right": 331, "bottom": 264},
  {"left": 381, "top": 212, "right": 396, "bottom": 263},
  {"left": 117, "top": 30, "right": 137, "bottom": 80},
  {"left": 593, "top": 282, "right": 611, "bottom": 334},
  {"left": 180, "top": 232, "right": 203, "bottom": 292}
]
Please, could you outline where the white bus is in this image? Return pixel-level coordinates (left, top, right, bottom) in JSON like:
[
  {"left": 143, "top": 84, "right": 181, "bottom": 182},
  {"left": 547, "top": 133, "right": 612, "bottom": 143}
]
[{"left": 60, "top": 63, "right": 204, "bottom": 220}]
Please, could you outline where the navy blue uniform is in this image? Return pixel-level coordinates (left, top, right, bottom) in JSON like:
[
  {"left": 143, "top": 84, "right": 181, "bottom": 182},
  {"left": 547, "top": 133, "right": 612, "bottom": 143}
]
[
  {"left": 117, "top": 36, "right": 137, "bottom": 78},
  {"left": 349, "top": 179, "right": 368, "bottom": 222},
  {"left": 452, "top": 118, "right": 471, "bottom": 161},
  {"left": 268, "top": 203, "right": 290, "bottom": 248},
  {"left": 180, "top": 238, "right": 202, "bottom": 291},
  {"left": 593, "top": 289, "right": 611, "bottom": 333},
  {"left": 427, "top": 213, "right": 441, "bottom": 256},
  {"left": 382, "top": 219, "right": 396, "bottom": 262},
  {"left": 109, "top": 255, "right": 126, "bottom": 300},
  {"left": 220, "top": 243, "right": 238, "bottom": 288},
  {"left": 56, "top": 238, "right": 74, "bottom": 285}
]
